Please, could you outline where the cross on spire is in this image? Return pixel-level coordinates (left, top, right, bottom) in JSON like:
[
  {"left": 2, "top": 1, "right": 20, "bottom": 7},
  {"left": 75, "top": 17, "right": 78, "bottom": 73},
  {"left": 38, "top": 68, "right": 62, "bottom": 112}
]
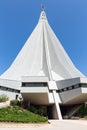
[{"left": 41, "top": 4, "right": 45, "bottom": 11}]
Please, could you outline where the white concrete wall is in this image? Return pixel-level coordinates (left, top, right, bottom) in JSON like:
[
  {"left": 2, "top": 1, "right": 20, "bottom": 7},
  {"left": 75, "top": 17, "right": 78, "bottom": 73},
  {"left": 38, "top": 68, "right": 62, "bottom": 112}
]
[
  {"left": 48, "top": 93, "right": 54, "bottom": 103},
  {"left": 0, "top": 90, "right": 19, "bottom": 100},
  {"left": 21, "top": 87, "right": 48, "bottom": 93},
  {"left": 80, "top": 78, "right": 87, "bottom": 83},
  {"left": 0, "top": 79, "right": 21, "bottom": 90},
  {"left": 21, "top": 76, "right": 48, "bottom": 82}
]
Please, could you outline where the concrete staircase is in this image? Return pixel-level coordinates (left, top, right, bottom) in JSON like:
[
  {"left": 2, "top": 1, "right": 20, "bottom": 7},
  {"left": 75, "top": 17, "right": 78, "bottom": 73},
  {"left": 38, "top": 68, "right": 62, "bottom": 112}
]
[{"left": 64, "top": 105, "right": 82, "bottom": 119}]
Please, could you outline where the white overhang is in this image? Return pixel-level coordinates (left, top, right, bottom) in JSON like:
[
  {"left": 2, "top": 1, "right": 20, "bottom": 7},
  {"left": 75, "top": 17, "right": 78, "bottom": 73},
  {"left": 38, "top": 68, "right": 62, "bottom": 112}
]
[
  {"left": 21, "top": 87, "right": 49, "bottom": 105},
  {"left": 56, "top": 77, "right": 87, "bottom": 90},
  {"left": 58, "top": 78, "right": 87, "bottom": 104},
  {"left": 0, "top": 78, "right": 21, "bottom": 90}
]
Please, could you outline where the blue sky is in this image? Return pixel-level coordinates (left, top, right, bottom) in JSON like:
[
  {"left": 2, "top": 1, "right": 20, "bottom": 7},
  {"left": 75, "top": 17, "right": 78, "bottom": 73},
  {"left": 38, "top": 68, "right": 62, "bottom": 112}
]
[{"left": 0, "top": 0, "right": 87, "bottom": 76}]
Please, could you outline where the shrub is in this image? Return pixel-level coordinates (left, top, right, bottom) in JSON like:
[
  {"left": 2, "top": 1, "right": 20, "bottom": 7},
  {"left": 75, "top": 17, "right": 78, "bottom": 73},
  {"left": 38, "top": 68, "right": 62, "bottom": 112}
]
[
  {"left": 29, "top": 105, "right": 38, "bottom": 114},
  {"left": 0, "top": 95, "right": 9, "bottom": 102},
  {"left": 38, "top": 107, "right": 45, "bottom": 116},
  {"left": 75, "top": 105, "right": 87, "bottom": 118},
  {"left": 10, "top": 100, "right": 19, "bottom": 106},
  {"left": 29, "top": 105, "right": 46, "bottom": 116}
]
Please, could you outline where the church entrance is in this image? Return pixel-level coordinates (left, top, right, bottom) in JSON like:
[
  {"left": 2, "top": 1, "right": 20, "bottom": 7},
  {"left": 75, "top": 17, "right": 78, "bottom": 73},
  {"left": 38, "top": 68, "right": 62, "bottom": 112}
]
[{"left": 47, "top": 106, "right": 53, "bottom": 119}]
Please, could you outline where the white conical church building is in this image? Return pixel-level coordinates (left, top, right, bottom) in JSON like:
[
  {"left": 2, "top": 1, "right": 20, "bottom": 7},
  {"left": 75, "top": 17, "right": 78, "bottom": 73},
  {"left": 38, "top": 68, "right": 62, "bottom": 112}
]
[{"left": 0, "top": 10, "right": 87, "bottom": 119}]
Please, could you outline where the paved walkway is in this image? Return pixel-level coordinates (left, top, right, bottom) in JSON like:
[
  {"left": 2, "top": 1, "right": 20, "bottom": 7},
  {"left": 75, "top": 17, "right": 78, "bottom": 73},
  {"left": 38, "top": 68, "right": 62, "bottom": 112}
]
[{"left": 0, "top": 120, "right": 87, "bottom": 130}]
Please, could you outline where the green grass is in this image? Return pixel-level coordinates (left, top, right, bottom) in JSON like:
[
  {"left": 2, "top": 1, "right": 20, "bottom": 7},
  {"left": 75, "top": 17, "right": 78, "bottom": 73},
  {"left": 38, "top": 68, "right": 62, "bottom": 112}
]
[
  {"left": 0, "top": 106, "right": 48, "bottom": 123},
  {"left": 0, "top": 95, "right": 9, "bottom": 102}
]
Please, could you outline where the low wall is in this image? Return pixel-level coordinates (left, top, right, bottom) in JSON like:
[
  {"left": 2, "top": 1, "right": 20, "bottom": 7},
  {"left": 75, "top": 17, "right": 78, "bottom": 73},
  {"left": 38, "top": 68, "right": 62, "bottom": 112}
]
[{"left": 0, "top": 101, "right": 10, "bottom": 108}]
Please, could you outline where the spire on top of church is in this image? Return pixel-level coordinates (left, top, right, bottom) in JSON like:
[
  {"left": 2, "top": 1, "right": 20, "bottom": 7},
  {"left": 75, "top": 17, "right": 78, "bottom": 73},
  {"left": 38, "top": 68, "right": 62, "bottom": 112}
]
[
  {"left": 39, "top": 4, "right": 47, "bottom": 21},
  {"left": 41, "top": 4, "right": 45, "bottom": 11}
]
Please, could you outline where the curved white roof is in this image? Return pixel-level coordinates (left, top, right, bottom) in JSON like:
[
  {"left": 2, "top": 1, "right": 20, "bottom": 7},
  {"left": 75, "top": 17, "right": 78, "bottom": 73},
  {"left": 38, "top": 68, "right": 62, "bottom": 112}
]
[{"left": 0, "top": 11, "right": 85, "bottom": 81}]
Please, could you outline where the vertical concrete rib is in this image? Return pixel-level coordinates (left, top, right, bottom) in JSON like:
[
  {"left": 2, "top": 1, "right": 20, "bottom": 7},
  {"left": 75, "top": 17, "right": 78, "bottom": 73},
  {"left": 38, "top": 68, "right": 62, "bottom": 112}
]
[{"left": 53, "top": 90, "right": 62, "bottom": 120}]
